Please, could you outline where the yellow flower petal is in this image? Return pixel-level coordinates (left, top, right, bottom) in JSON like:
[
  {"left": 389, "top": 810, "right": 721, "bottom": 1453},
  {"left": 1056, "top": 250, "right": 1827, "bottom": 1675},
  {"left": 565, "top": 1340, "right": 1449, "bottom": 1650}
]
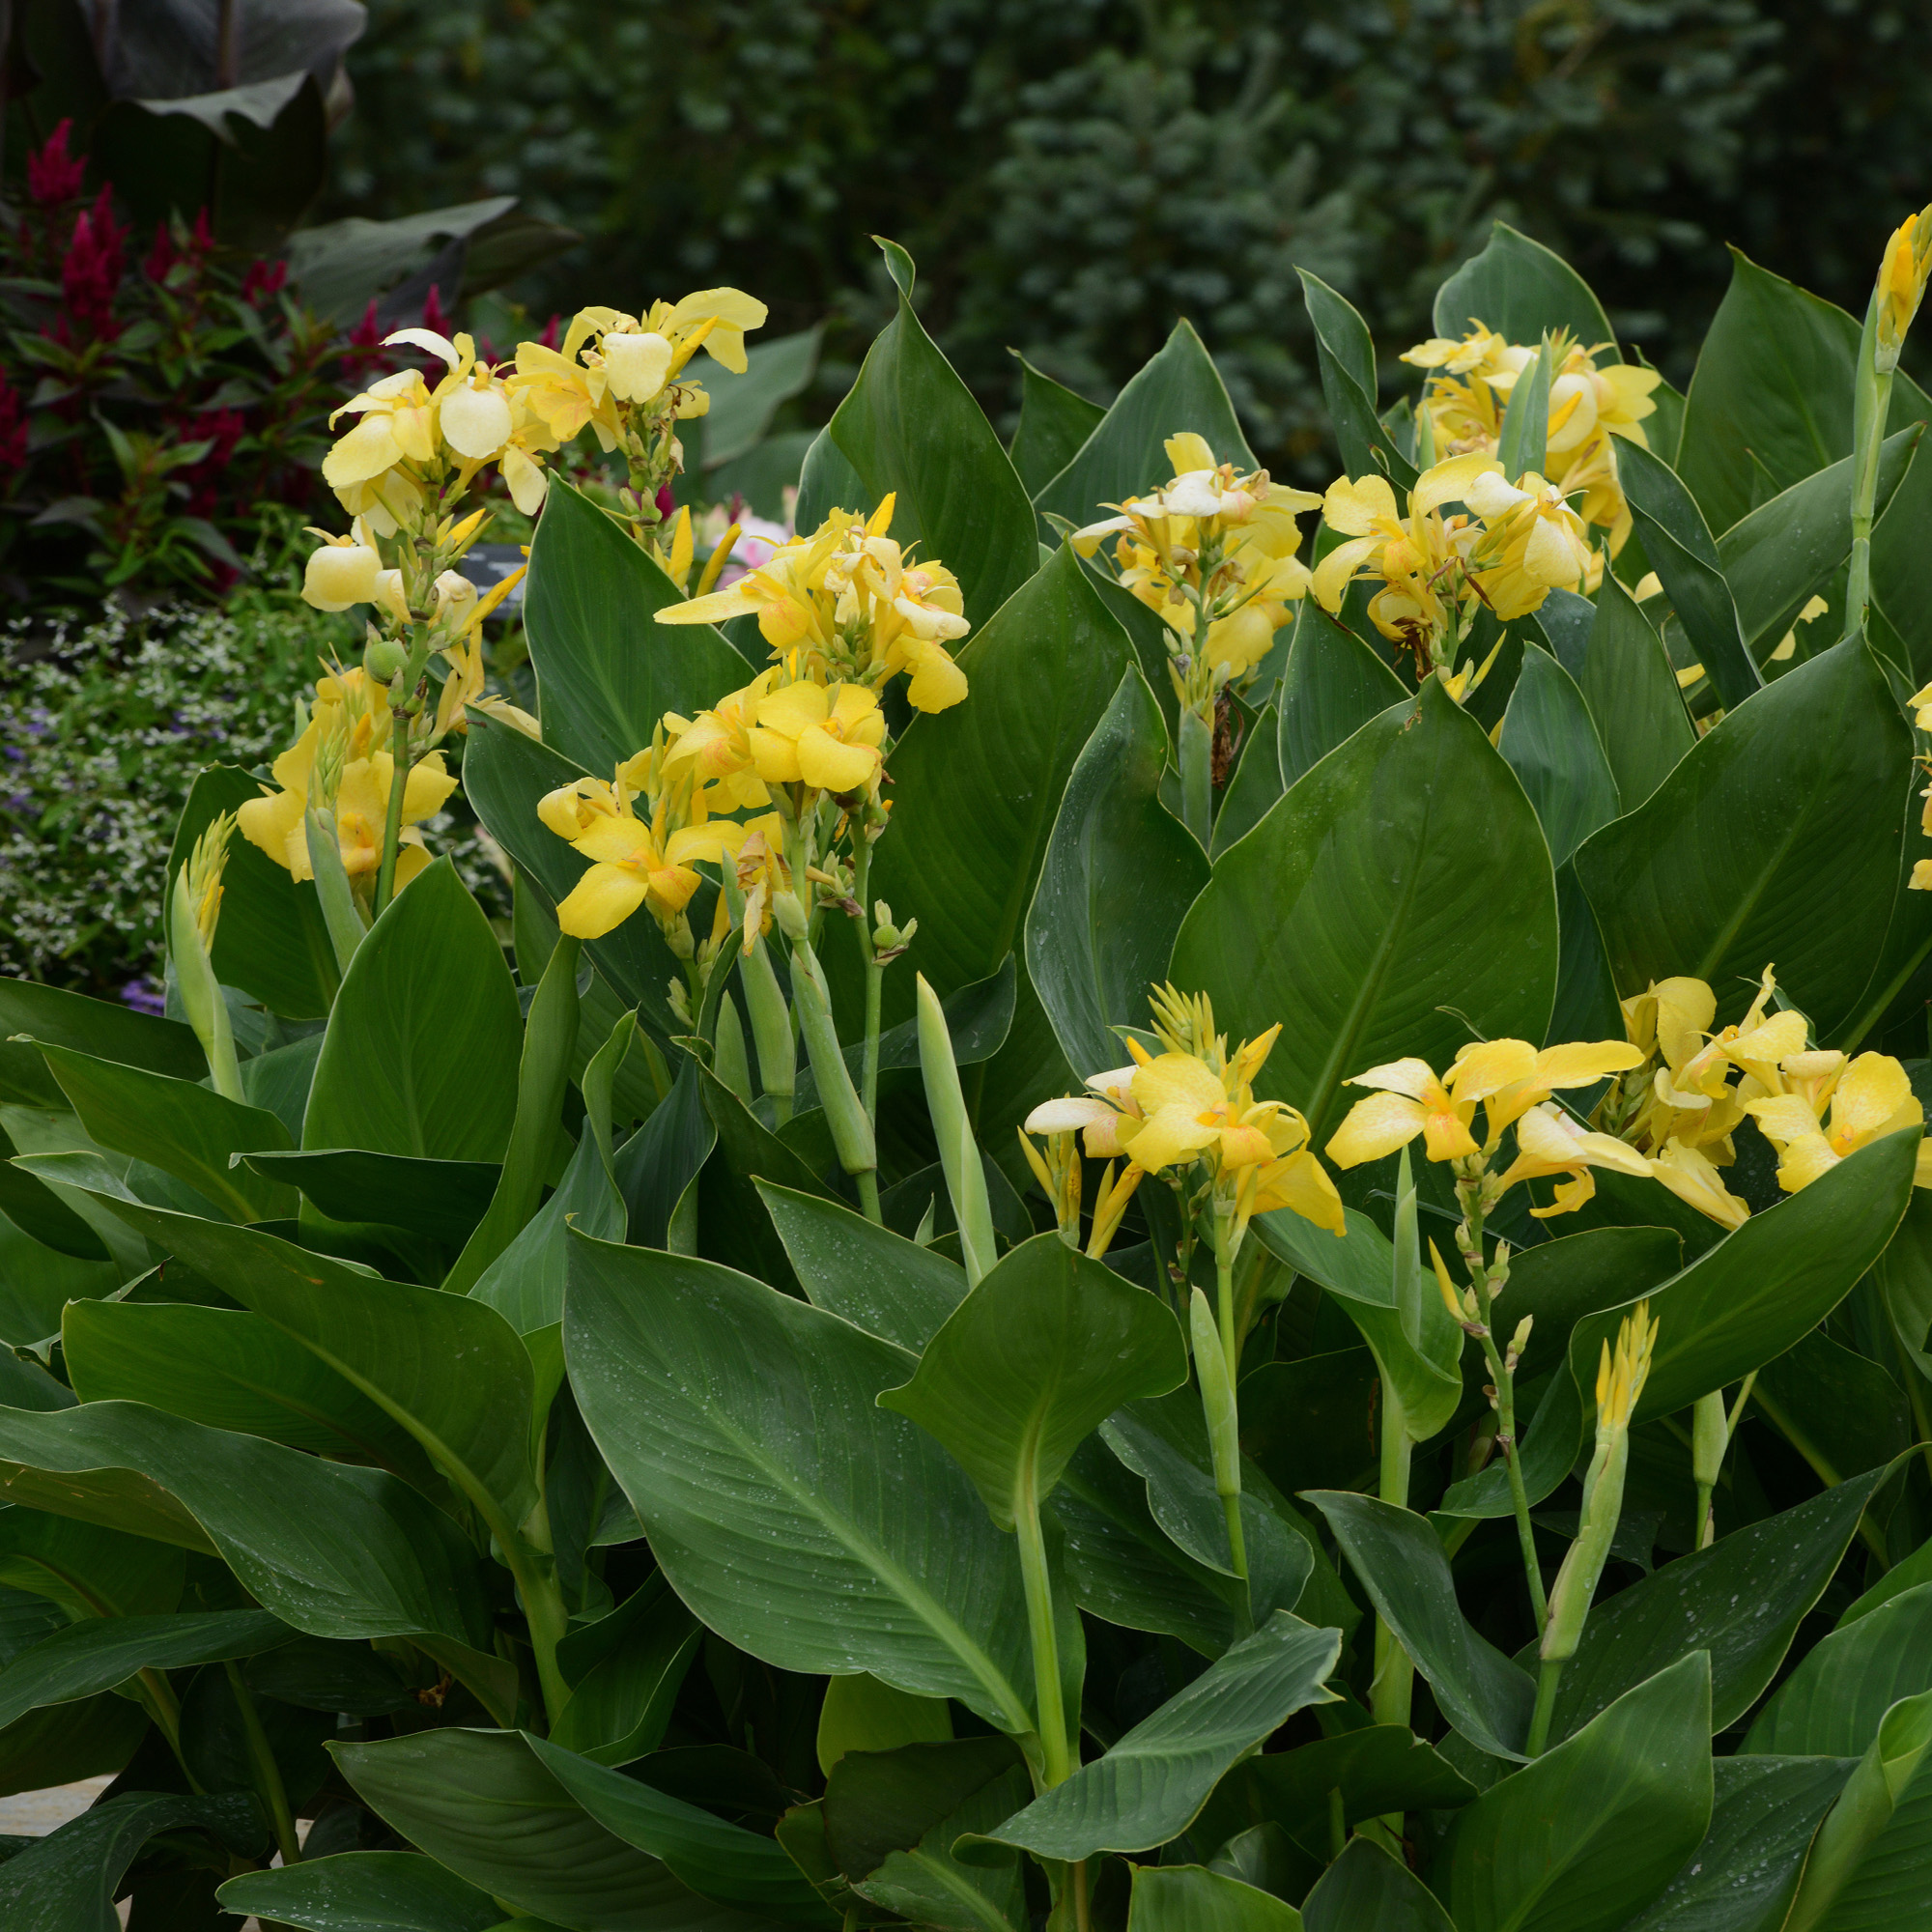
[
  {"left": 556, "top": 862, "right": 651, "bottom": 939},
  {"left": 796, "top": 724, "right": 880, "bottom": 792},
  {"left": 1253, "top": 1150, "right": 1346, "bottom": 1236},
  {"left": 1325, "top": 1091, "right": 1425, "bottom": 1167}
]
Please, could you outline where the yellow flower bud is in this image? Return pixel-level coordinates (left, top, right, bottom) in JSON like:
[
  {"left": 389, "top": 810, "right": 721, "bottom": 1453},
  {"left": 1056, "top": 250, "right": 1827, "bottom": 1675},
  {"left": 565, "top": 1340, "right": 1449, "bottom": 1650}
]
[{"left": 302, "top": 538, "right": 382, "bottom": 612}]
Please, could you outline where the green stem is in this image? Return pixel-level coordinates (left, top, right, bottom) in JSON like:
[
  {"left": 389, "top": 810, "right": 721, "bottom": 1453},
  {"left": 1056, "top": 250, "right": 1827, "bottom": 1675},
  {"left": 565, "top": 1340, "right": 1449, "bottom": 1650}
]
[
  {"left": 372, "top": 703, "right": 412, "bottom": 918},
  {"left": 1206, "top": 1226, "right": 1252, "bottom": 1629},
  {"left": 509, "top": 1545, "right": 575, "bottom": 1733},
  {"left": 225, "top": 1660, "right": 300, "bottom": 1865},
  {"left": 1844, "top": 303, "right": 1891, "bottom": 645},
  {"left": 853, "top": 839, "right": 884, "bottom": 1126},
  {"left": 1178, "top": 702, "right": 1213, "bottom": 847},
  {"left": 1526, "top": 1656, "right": 1563, "bottom": 1757},
  {"left": 1013, "top": 1483, "right": 1071, "bottom": 1788}
]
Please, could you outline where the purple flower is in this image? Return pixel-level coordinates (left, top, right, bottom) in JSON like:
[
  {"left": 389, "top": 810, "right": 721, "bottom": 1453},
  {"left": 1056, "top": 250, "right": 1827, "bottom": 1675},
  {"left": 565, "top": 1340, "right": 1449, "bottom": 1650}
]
[{"left": 119, "top": 978, "right": 166, "bottom": 1015}]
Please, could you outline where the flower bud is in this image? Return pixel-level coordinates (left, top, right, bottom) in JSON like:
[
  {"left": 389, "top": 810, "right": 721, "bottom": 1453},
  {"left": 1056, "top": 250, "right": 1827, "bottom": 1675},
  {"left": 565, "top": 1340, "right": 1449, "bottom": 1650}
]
[
  {"left": 772, "top": 888, "right": 810, "bottom": 942},
  {"left": 302, "top": 539, "right": 382, "bottom": 611},
  {"left": 430, "top": 569, "right": 479, "bottom": 636},
  {"left": 364, "top": 634, "right": 409, "bottom": 683}
]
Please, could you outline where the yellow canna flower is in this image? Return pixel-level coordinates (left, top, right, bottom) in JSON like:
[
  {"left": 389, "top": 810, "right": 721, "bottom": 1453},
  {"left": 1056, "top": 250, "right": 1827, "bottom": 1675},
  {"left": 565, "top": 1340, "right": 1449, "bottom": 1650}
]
[
  {"left": 1876, "top": 205, "right": 1932, "bottom": 373},
  {"left": 1744, "top": 1051, "right": 1924, "bottom": 1194},
  {"left": 662, "top": 669, "right": 782, "bottom": 810},
  {"left": 747, "top": 680, "right": 888, "bottom": 794},
  {"left": 1496, "top": 1101, "right": 1654, "bottom": 1218},
  {"left": 1325, "top": 1053, "right": 1485, "bottom": 1166},
  {"left": 324, "top": 368, "right": 438, "bottom": 488},
  {"left": 1477, "top": 1037, "right": 1647, "bottom": 1139},
  {"left": 1596, "top": 1301, "right": 1658, "bottom": 1432},
  {"left": 1463, "top": 470, "right": 1597, "bottom": 617},
  {"left": 1645, "top": 1138, "right": 1750, "bottom": 1231},
  {"left": 300, "top": 526, "right": 383, "bottom": 612}
]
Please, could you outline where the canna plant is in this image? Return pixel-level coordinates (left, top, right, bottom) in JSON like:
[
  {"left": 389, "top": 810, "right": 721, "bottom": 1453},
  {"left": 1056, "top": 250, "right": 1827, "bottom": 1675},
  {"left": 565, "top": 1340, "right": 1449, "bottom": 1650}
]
[{"left": 8, "top": 209, "right": 1932, "bottom": 1932}]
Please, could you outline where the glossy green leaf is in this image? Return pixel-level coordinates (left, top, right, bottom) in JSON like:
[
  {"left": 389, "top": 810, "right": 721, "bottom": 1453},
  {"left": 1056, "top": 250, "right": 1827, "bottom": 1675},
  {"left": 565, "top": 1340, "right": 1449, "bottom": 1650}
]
[
  {"left": 168, "top": 762, "right": 339, "bottom": 1021},
  {"left": 1746, "top": 1582, "right": 1932, "bottom": 1755},
  {"left": 564, "top": 1236, "right": 1037, "bottom": 1734},
  {"left": 461, "top": 711, "right": 688, "bottom": 1036},
  {"left": 1575, "top": 640, "right": 1909, "bottom": 1037},
  {"left": 1497, "top": 646, "right": 1620, "bottom": 868},
  {"left": 242, "top": 1148, "right": 498, "bottom": 1247},
  {"left": 975, "top": 1615, "right": 1339, "bottom": 1861},
  {"left": 1495, "top": 344, "right": 1548, "bottom": 483},
  {"left": 552, "top": 1578, "right": 700, "bottom": 1767},
  {"left": 1300, "top": 1838, "right": 1455, "bottom": 1932},
  {"left": 63, "top": 1299, "right": 435, "bottom": 1482},
  {"left": 694, "top": 1061, "right": 835, "bottom": 1290},
  {"left": 1572, "top": 572, "right": 1693, "bottom": 811},
  {"left": 1010, "top": 353, "right": 1105, "bottom": 500},
  {"left": 0, "top": 1118, "right": 108, "bottom": 1258},
  {"left": 1535, "top": 1472, "right": 1884, "bottom": 1744},
  {"left": 1035, "top": 319, "right": 1258, "bottom": 531},
  {"left": 0, "top": 1692, "right": 145, "bottom": 1804},
  {"left": 1297, "top": 271, "right": 1414, "bottom": 489},
  {"left": 0, "top": 1387, "right": 491, "bottom": 1647},
  {"left": 303, "top": 860, "right": 521, "bottom": 1163},
  {"left": 1236, "top": 1349, "right": 1379, "bottom": 1502},
  {"left": 1433, "top": 221, "right": 1616, "bottom": 354},
  {"left": 0, "top": 978, "right": 203, "bottom": 1110},
  {"left": 1026, "top": 666, "right": 1210, "bottom": 1079},
  {"left": 816, "top": 1673, "right": 953, "bottom": 1776},
  {"left": 1495, "top": 1225, "right": 1683, "bottom": 1387},
  {"left": 1307, "top": 1492, "right": 1534, "bottom": 1760},
  {"left": 526, "top": 1733, "right": 838, "bottom": 1924},
  {"left": 1212, "top": 703, "right": 1284, "bottom": 858},
  {"left": 1446, "top": 1652, "right": 1712, "bottom": 1932},
  {"left": 757, "top": 1179, "right": 967, "bottom": 1353},
  {"left": 1172, "top": 678, "right": 1556, "bottom": 1139},
  {"left": 526, "top": 476, "right": 749, "bottom": 775},
  {"left": 614, "top": 1052, "right": 713, "bottom": 1249},
  {"left": 0, "top": 1509, "right": 182, "bottom": 1620},
  {"left": 1199, "top": 1726, "right": 1477, "bottom": 1852},
  {"left": 1623, "top": 1755, "right": 1856, "bottom": 1932},
  {"left": 1443, "top": 1129, "right": 1919, "bottom": 1519},
  {"left": 31, "top": 1041, "right": 293, "bottom": 1221},
  {"left": 881, "top": 1233, "right": 1185, "bottom": 1529},
  {"left": 218, "top": 1852, "right": 506, "bottom": 1932},
  {"left": 338, "top": 1726, "right": 772, "bottom": 1932},
  {"left": 0, "top": 1605, "right": 289, "bottom": 1729},
  {"left": 811, "top": 241, "right": 1036, "bottom": 625},
  {"left": 851, "top": 1767, "right": 1029, "bottom": 1931},
  {"left": 1718, "top": 429, "right": 1919, "bottom": 659},
  {"left": 1128, "top": 1864, "right": 1303, "bottom": 1932},
  {"left": 1753, "top": 1331, "right": 1910, "bottom": 1483},
  {"left": 1616, "top": 438, "right": 1759, "bottom": 712},
  {"left": 0, "top": 1790, "right": 263, "bottom": 1932}
]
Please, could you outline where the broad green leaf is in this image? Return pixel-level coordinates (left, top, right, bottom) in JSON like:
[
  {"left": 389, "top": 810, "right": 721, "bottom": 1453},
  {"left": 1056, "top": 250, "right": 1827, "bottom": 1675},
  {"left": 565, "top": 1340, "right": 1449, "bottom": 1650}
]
[
  {"left": 0, "top": 1209, "right": 117, "bottom": 1346},
  {"left": 1623, "top": 1756, "right": 1856, "bottom": 1932},
  {"left": 614, "top": 1051, "right": 714, "bottom": 1249},
  {"left": 0, "top": 1509, "right": 182, "bottom": 1620},
  {"left": 218, "top": 1852, "right": 505, "bottom": 1932},
  {"left": 880, "top": 1232, "right": 1186, "bottom": 1529},
  {"left": 1676, "top": 250, "right": 1928, "bottom": 532},
  {"left": 1753, "top": 1331, "right": 1910, "bottom": 1483},
  {"left": 0, "top": 1395, "right": 492, "bottom": 1647},
  {"left": 552, "top": 1577, "right": 700, "bottom": 1767},
  {"left": 850, "top": 1766, "right": 1029, "bottom": 1932},
  {"left": 242, "top": 1148, "right": 498, "bottom": 1247},
  {"left": 694, "top": 1061, "right": 834, "bottom": 1292},
  {"left": 1534, "top": 1472, "right": 1884, "bottom": 1743},
  {"left": 1306, "top": 1492, "right": 1533, "bottom": 1760},
  {"left": 1573, "top": 572, "right": 1692, "bottom": 811},
  {"left": 1236, "top": 1349, "right": 1379, "bottom": 1502},
  {"left": 816, "top": 1673, "right": 953, "bottom": 1776},
  {"left": 1616, "top": 439, "right": 1759, "bottom": 712},
  {"left": 462, "top": 711, "right": 688, "bottom": 1037},
  {"left": 32, "top": 1041, "right": 293, "bottom": 1221},
  {"left": 1250, "top": 1208, "right": 1463, "bottom": 1443},
  {"left": 0, "top": 1693, "right": 145, "bottom": 1804},
  {"left": 564, "top": 1236, "right": 1037, "bottom": 1734},
  {"left": 1035, "top": 319, "right": 1258, "bottom": 531},
  {"left": 968, "top": 1614, "right": 1340, "bottom": 1860},
  {"left": 1718, "top": 430, "right": 1919, "bottom": 660},
  {"left": 1495, "top": 344, "right": 1548, "bottom": 482},
  {"left": 1443, "top": 1130, "right": 1919, "bottom": 1520},
  {"left": 0, "top": 1790, "right": 263, "bottom": 1932},
  {"left": 1054, "top": 1436, "right": 1249, "bottom": 1655},
  {"left": 1574, "top": 639, "right": 1909, "bottom": 1038},
  {"left": 63, "top": 1299, "right": 436, "bottom": 1483},
  {"left": 0, "top": 978, "right": 202, "bottom": 1111},
  {"left": 1870, "top": 409, "right": 1932, "bottom": 684},
  {"left": 1172, "top": 677, "right": 1557, "bottom": 1140},
  {"left": 1528, "top": 586, "right": 1596, "bottom": 680},
  {"left": 526, "top": 1733, "right": 838, "bottom": 1924},
  {"left": 0, "top": 1605, "right": 289, "bottom": 1729},
  {"left": 338, "top": 1727, "right": 773, "bottom": 1932},
  {"left": 814, "top": 240, "right": 1036, "bottom": 625},
  {"left": 45, "top": 1185, "right": 538, "bottom": 1545},
  {"left": 246, "top": 1636, "right": 436, "bottom": 1718},
  {"left": 1433, "top": 222, "right": 1616, "bottom": 354},
  {"left": 1010, "top": 353, "right": 1105, "bottom": 500},
  {"left": 1025, "top": 666, "right": 1210, "bottom": 1080},
  {"left": 825, "top": 1734, "right": 1022, "bottom": 1880},
  {"left": 1277, "top": 609, "right": 1406, "bottom": 792},
  {"left": 757, "top": 1179, "right": 967, "bottom": 1353},
  {"left": 0, "top": 1117, "right": 109, "bottom": 1257},
  {"left": 1212, "top": 702, "right": 1284, "bottom": 859},
  {"left": 1300, "top": 1838, "right": 1455, "bottom": 1932},
  {"left": 1548, "top": 863, "right": 1626, "bottom": 1057},
  {"left": 1297, "top": 271, "right": 1415, "bottom": 489},
  {"left": 1746, "top": 1582, "right": 1932, "bottom": 1756},
  {"left": 1198, "top": 1726, "right": 1476, "bottom": 1853},
  {"left": 303, "top": 861, "right": 522, "bottom": 1163},
  {"left": 1445, "top": 1652, "right": 1713, "bottom": 1932},
  {"left": 701, "top": 326, "right": 823, "bottom": 467},
  {"left": 168, "top": 763, "right": 339, "bottom": 1021},
  {"left": 1128, "top": 1865, "right": 1302, "bottom": 1932},
  {"left": 526, "top": 477, "right": 749, "bottom": 775},
  {"left": 1497, "top": 646, "right": 1620, "bottom": 868}
]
